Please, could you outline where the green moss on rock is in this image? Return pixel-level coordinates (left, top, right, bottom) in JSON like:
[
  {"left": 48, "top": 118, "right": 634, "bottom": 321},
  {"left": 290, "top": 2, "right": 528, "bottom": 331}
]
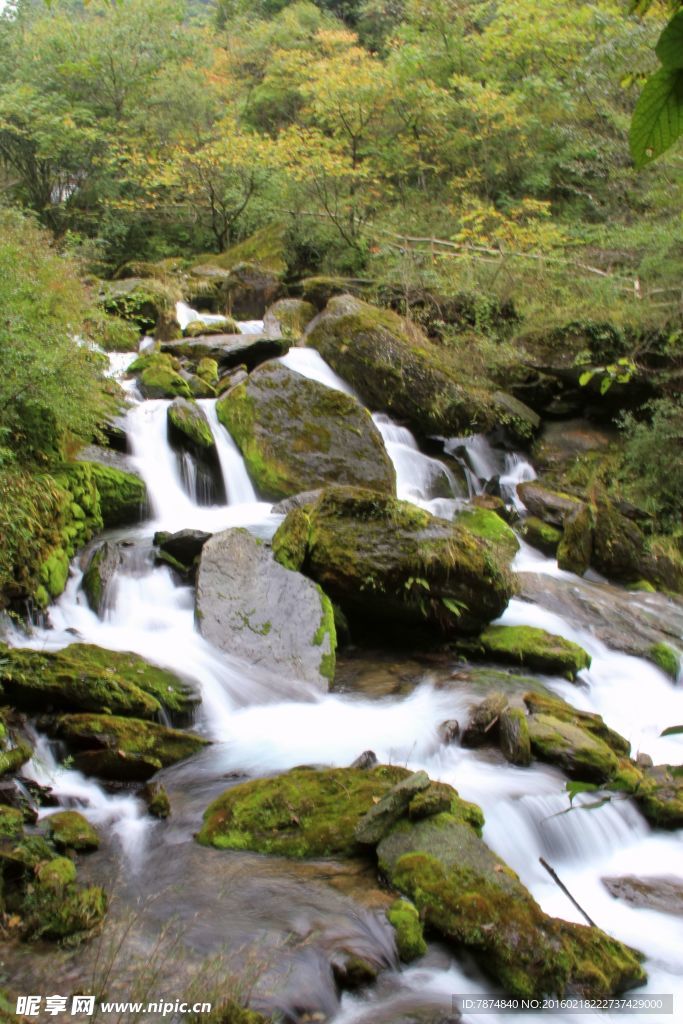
[
  {"left": 0, "top": 643, "right": 195, "bottom": 718},
  {"left": 387, "top": 899, "right": 427, "bottom": 961},
  {"left": 635, "top": 764, "right": 683, "bottom": 828},
  {"left": 197, "top": 765, "right": 412, "bottom": 857},
  {"left": 84, "top": 462, "right": 147, "bottom": 528},
  {"left": 522, "top": 516, "right": 562, "bottom": 556},
  {"left": 456, "top": 507, "right": 519, "bottom": 563},
  {"left": 477, "top": 625, "right": 591, "bottom": 680},
  {"left": 167, "top": 398, "right": 215, "bottom": 452},
  {"left": 648, "top": 643, "right": 680, "bottom": 680},
  {"left": 44, "top": 811, "right": 100, "bottom": 853},
  {"left": 216, "top": 362, "right": 396, "bottom": 501},
  {"left": 527, "top": 713, "right": 619, "bottom": 782},
  {"left": 273, "top": 486, "right": 516, "bottom": 638}
]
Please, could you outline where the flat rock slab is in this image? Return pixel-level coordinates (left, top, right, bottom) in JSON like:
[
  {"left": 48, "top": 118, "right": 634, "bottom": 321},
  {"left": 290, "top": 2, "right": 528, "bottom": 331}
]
[
  {"left": 355, "top": 770, "right": 430, "bottom": 845},
  {"left": 603, "top": 875, "right": 683, "bottom": 915},
  {"left": 196, "top": 528, "right": 335, "bottom": 687}
]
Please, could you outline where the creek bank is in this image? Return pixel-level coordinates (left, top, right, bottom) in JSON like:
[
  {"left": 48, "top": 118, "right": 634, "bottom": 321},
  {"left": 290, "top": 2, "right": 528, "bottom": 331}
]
[{"left": 198, "top": 764, "right": 645, "bottom": 998}]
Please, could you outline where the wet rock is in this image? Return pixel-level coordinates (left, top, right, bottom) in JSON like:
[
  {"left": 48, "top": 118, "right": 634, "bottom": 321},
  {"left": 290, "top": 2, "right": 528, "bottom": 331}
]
[
  {"left": 216, "top": 362, "right": 396, "bottom": 501},
  {"left": 197, "top": 764, "right": 413, "bottom": 857},
  {"left": 455, "top": 507, "right": 520, "bottom": 562},
  {"left": 264, "top": 298, "right": 316, "bottom": 339},
  {"left": 636, "top": 752, "right": 654, "bottom": 768},
  {"left": 306, "top": 294, "right": 500, "bottom": 438},
  {"left": 76, "top": 444, "right": 138, "bottom": 477},
  {"left": 634, "top": 764, "right": 683, "bottom": 828},
  {"left": 84, "top": 461, "right": 148, "bottom": 527},
  {"left": 516, "top": 482, "right": 583, "bottom": 526},
  {"left": 648, "top": 642, "right": 680, "bottom": 680},
  {"left": 521, "top": 516, "right": 562, "bottom": 556},
  {"left": 162, "top": 333, "right": 288, "bottom": 372},
  {"left": 407, "top": 782, "right": 457, "bottom": 821},
  {"left": 128, "top": 352, "right": 192, "bottom": 399},
  {"left": 82, "top": 541, "right": 121, "bottom": 618},
  {"left": 53, "top": 713, "right": 209, "bottom": 782},
  {"left": 44, "top": 810, "right": 100, "bottom": 852},
  {"left": 532, "top": 419, "right": 614, "bottom": 476},
  {"left": 438, "top": 720, "right": 460, "bottom": 744},
  {"left": 225, "top": 262, "right": 283, "bottom": 319},
  {"left": 518, "top": 572, "right": 683, "bottom": 661},
  {"left": 331, "top": 952, "right": 379, "bottom": 990},
  {"left": 143, "top": 781, "right": 171, "bottom": 819},
  {"left": 167, "top": 398, "right": 215, "bottom": 454},
  {"left": 526, "top": 713, "right": 619, "bottom": 782},
  {"left": 271, "top": 488, "right": 324, "bottom": 515},
  {"left": 272, "top": 487, "right": 516, "bottom": 639},
  {"left": 602, "top": 875, "right": 683, "bottom": 915},
  {"left": 499, "top": 707, "right": 532, "bottom": 766},
  {"left": 474, "top": 624, "right": 591, "bottom": 680},
  {"left": 0, "top": 643, "right": 195, "bottom": 718},
  {"left": 386, "top": 899, "right": 427, "bottom": 962},
  {"left": 184, "top": 317, "right": 240, "bottom": 337},
  {"left": 153, "top": 529, "right": 212, "bottom": 567},
  {"left": 592, "top": 499, "right": 648, "bottom": 583},
  {"left": 0, "top": 709, "right": 33, "bottom": 778},
  {"left": 196, "top": 528, "right": 336, "bottom": 687},
  {"left": 377, "top": 814, "right": 646, "bottom": 998},
  {"left": 461, "top": 692, "right": 509, "bottom": 748},
  {"left": 557, "top": 504, "right": 593, "bottom": 576},
  {"left": 354, "top": 771, "right": 430, "bottom": 845},
  {"left": 523, "top": 692, "right": 631, "bottom": 757}
]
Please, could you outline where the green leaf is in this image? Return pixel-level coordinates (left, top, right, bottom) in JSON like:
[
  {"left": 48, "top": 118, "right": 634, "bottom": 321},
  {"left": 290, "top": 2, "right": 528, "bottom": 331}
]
[
  {"left": 630, "top": 67, "right": 683, "bottom": 168},
  {"left": 566, "top": 780, "right": 598, "bottom": 806},
  {"left": 656, "top": 13, "right": 683, "bottom": 70},
  {"left": 441, "top": 597, "right": 465, "bottom": 617},
  {"left": 578, "top": 370, "right": 595, "bottom": 387},
  {"left": 599, "top": 376, "right": 612, "bottom": 395},
  {"left": 660, "top": 724, "right": 683, "bottom": 737}
]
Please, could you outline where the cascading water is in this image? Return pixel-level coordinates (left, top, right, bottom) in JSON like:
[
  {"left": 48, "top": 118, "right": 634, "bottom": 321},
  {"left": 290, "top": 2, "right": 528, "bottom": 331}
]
[{"left": 7, "top": 310, "right": 683, "bottom": 1021}]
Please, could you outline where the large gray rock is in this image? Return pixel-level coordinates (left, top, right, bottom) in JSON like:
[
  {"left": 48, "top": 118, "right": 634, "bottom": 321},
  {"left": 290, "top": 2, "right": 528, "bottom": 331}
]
[
  {"left": 216, "top": 361, "right": 396, "bottom": 501},
  {"left": 196, "top": 528, "right": 336, "bottom": 687},
  {"left": 162, "top": 333, "right": 288, "bottom": 372}
]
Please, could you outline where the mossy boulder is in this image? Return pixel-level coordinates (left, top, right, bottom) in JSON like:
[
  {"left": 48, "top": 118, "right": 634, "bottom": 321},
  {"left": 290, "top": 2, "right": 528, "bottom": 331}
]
[
  {"left": 196, "top": 528, "right": 336, "bottom": 687},
  {"left": 522, "top": 516, "right": 562, "bottom": 556},
  {"left": 499, "top": 707, "right": 532, "bottom": 766},
  {"left": 129, "top": 352, "right": 192, "bottom": 399},
  {"left": 197, "top": 765, "right": 412, "bottom": 858},
  {"left": 162, "top": 333, "right": 288, "bottom": 372},
  {"left": 82, "top": 541, "right": 121, "bottom": 617},
  {"left": 101, "top": 277, "right": 178, "bottom": 336},
  {"left": 523, "top": 692, "right": 631, "bottom": 757},
  {"left": 377, "top": 815, "right": 645, "bottom": 998},
  {"left": 22, "top": 867, "right": 107, "bottom": 942},
  {"left": 0, "top": 643, "right": 195, "bottom": 718},
  {"left": 197, "top": 357, "right": 219, "bottom": 385},
  {"left": 263, "top": 298, "right": 316, "bottom": 339},
  {"left": 184, "top": 317, "right": 240, "bottom": 337},
  {"left": 52, "top": 713, "right": 209, "bottom": 782},
  {"left": 305, "top": 294, "right": 495, "bottom": 437},
  {"left": 0, "top": 805, "right": 25, "bottom": 839},
  {"left": 216, "top": 362, "right": 396, "bottom": 501},
  {"left": 592, "top": 499, "right": 648, "bottom": 583},
  {"left": 557, "top": 505, "right": 593, "bottom": 576},
  {"left": 167, "top": 398, "right": 215, "bottom": 453},
  {"left": 143, "top": 781, "right": 171, "bottom": 819},
  {"left": 526, "top": 713, "right": 620, "bottom": 782},
  {"left": 386, "top": 899, "right": 427, "bottom": 962},
  {"left": 354, "top": 770, "right": 430, "bottom": 844},
  {"left": 456, "top": 507, "right": 520, "bottom": 562},
  {"left": 635, "top": 764, "right": 683, "bottom": 828},
  {"left": 475, "top": 625, "right": 591, "bottom": 679},
  {"left": 44, "top": 811, "right": 100, "bottom": 852},
  {"left": 85, "top": 462, "right": 148, "bottom": 528},
  {"left": 516, "top": 482, "right": 583, "bottom": 527},
  {"left": 272, "top": 487, "right": 516, "bottom": 638}
]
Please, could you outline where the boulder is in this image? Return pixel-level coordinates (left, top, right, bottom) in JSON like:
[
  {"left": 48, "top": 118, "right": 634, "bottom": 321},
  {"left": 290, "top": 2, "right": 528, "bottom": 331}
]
[
  {"left": 162, "top": 333, "right": 288, "bottom": 372},
  {"left": 516, "top": 482, "right": 583, "bottom": 526},
  {"left": 128, "top": 352, "right": 192, "bottom": 399},
  {"left": 272, "top": 487, "right": 516, "bottom": 638},
  {"left": 184, "top": 317, "right": 240, "bottom": 337},
  {"left": 523, "top": 692, "right": 631, "bottom": 757},
  {"left": 143, "top": 781, "right": 171, "bottom": 819},
  {"left": 592, "top": 499, "right": 648, "bottom": 583},
  {"left": 167, "top": 398, "right": 215, "bottom": 455},
  {"left": 455, "top": 507, "right": 520, "bottom": 562},
  {"left": 475, "top": 625, "right": 591, "bottom": 680},
  {"left": 44, "top": 811, "right": 100, "bottom": 852},
  {"left": 53, "top": 714, "right": 209, "bottom": 782},
  {"left": 376, "top": 814, "right": 645, "bottom": 998},
  {"left": 461, "top": 692, "right": 509, "bottom": 748},
  {"left": 602, "top": 875, "right": 683, "bottom": 915},
  {"left": 197, "top": 764, "right": 413, "bottom": 858},
  {"left": 85, "top": 462, "right": 148, "bottom": 528},
  {"left": 81, "top": 541, "right": 121, "bottom": 618},
  {"left": 634, "top": 764, "right": 683, "bottom": 828},
  {"left": 386, "top": 899, "right": 427, "bottom": 962},
  {"left": 264, "top": 298, "right": 316, "bottom": 339},
  {"left": 499, "top": 707, "right": 532, "bottom": 766},
  {"left": 226, "top": 262, "right": 283, "bottom": 319},
  {"left": 526, "top": 713, "right": 619, "bottom": 782},
  {"left": 216, "top": 362, "right": 396, "bottom": 501},
  {"left": 153, "top": 529, "right": 212, "bottom": 568},
  {"left": 521, "top": 516, "right": 562, "bottom": 556},
  {"left": 557, "top": 505, "right": 593, "bottom": 575},
  {"left": 0, "top": 643, "right": 195, "bottom": 718},
  {"left": 196, "top": 528, "right": 337, "bottom": 686},
  {"left": 305, "top": 295, "right": 494, "bottom": 437}
]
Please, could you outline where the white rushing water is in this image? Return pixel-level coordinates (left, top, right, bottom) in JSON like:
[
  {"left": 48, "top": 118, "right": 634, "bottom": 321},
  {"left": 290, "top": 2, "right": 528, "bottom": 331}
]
[{"left": 10, "top": 317, "right": 683, "bottom": 1021}]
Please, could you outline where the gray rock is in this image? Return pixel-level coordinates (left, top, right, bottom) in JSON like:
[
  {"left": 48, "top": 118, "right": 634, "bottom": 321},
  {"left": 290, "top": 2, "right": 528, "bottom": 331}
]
[
  {"left": 196, "top": 528, "right": 336, "bottom": 687},
  {"left": 354, "top": 770, "right": 430, "bottom": 845},
  {"left": 516, "top": 482, "right": 584, "bottom": 526},
  {"left": 263, "top": 298, "right": 316, "bottom": 339},
  {"left": 81, "top": 542, "right": 121, "bottom": 618},
  {"left": 602, "top": 875, "right": 683, "bottom": 915},
  {"left": 350, "top": 750, "right": 378, "bottom": 770},
  {"left": 217, "top": 362, "right": 396, "bottom": 501},
  {"left": 162, "top": 333, "right": 289, "bottom": 372},
  {"left": 75, "top": 444, "right": 141, "bottom": 478},
  {"left": 271, "top": 489, "right": 324, "bottom": 515},
  {"left": 154, "top": 529, "right": 212, "bottom": 566},
  {"left": 461, "top": 692, "right": 508, "bottom": 748},
  {"left": 499, "top": 707, "right": 532, "bottom": 766}
]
